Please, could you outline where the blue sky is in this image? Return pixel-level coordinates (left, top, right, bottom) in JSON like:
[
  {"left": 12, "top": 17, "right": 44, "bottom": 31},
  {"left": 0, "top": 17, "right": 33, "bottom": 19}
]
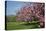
[{"left": 6, "top": 1, "right": 25, "bottom": 16}]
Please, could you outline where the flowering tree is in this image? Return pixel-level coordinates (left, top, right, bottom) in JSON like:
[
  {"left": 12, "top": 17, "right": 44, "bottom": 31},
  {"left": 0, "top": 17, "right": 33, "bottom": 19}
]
[{"left": 16, "top": 3, "right": 45, "bottom": 28}]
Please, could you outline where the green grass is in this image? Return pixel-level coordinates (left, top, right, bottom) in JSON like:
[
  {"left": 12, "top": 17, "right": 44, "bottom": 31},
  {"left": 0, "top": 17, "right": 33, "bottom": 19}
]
[{"left": 6, "top": 21, "right": 40, "bottom": 30}]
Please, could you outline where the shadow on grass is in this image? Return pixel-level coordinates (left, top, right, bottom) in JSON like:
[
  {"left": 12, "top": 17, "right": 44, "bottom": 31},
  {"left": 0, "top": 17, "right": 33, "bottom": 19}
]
[
  {"left": 20, "top": 22, "right": 40, "bottom": 29},
  {"left": 21, "top": 22, "right": 38, "bottom": 25}
]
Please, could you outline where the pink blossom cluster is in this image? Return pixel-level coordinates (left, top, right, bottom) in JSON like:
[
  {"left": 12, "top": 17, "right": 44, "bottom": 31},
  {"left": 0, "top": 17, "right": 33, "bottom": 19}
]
[{"left": 16, "top": 3, "right": 45, "bottom": 28}]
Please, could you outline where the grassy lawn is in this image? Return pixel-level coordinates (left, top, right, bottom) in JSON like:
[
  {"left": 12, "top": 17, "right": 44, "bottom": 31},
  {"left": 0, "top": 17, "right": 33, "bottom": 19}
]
[{"left": 6, "top": 21, "right": 40, "bottom": 30}]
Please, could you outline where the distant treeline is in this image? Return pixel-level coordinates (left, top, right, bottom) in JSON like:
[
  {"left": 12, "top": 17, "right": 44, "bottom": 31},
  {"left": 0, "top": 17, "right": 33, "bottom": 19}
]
[
  {"left": 6, "top": 15, "right": 16, "bottom": 22},
  {"left": 6, "top": 15, "right": 39, "bottom": 22}
]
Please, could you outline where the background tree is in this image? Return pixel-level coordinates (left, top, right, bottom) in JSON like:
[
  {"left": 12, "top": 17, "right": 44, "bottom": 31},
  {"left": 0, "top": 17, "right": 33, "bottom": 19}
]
[{"left": 16, "top": 3, "right": 45, "bottom": 28}]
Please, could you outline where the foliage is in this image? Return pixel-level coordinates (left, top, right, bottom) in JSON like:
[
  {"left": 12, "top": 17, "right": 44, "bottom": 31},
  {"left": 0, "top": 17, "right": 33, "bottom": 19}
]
[
  {"left": 6, "top": 15, "right": 16, "bottom": 22},
  {"left": 16, "top": 3, "right": 45, "bottom": 28}
]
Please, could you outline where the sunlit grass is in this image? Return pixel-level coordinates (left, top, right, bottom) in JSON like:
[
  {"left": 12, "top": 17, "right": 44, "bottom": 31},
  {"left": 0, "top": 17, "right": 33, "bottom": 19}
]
[{"left": 7, "top": 21, "right": 40, "bottom": 30}]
